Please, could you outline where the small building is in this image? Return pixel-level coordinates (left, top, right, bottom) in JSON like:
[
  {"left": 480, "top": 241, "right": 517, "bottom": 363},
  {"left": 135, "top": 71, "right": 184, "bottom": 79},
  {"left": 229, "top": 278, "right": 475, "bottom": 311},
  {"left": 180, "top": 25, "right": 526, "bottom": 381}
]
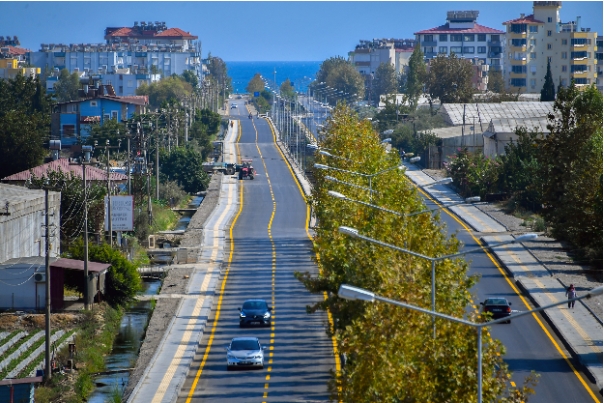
[
  {"left": 483, "top": 117, "right": 550, "bottom": 157},
  {"left": 0, "top": 376, "right": 42, "bottom": 403},
  {"left": 0, "top": 184, "right": 60, "bottom": 264},
  {"left": 0, "top": 256, "right": 109, "bottom": 311}
]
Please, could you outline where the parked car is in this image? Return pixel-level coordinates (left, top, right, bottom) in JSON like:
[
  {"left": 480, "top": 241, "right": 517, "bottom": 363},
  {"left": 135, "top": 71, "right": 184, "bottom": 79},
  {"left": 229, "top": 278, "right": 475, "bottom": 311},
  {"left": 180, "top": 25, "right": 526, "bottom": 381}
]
[
  {"left": 238, "top": 299, "right": 271, "bottom": 327},
  {"left": 231, "top": 103, "right": 237, "bottom": 109},
  {"left": 225, "top": 337, "right": 265, "bottom": 370},
  {"left": 480, "top": 297, "right": 512, "bottom": 323}
]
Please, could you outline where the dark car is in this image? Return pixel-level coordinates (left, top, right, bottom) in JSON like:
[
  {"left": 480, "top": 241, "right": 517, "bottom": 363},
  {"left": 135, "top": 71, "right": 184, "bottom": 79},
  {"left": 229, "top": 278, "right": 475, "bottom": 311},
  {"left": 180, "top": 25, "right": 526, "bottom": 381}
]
[
  {"left": 239, "top": 299, "right": 271, "bottom": 327},
  {"left": 480, "top": 297, "right": 512, "bottom": 323}
]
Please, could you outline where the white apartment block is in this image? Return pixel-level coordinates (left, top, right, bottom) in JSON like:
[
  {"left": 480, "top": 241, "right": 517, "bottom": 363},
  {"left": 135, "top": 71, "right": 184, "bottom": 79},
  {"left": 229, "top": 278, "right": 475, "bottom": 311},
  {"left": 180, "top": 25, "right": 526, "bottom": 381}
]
[
  {"left": 348, "top": 38, "right": 416, "bottom": 77},
  {"left": 414, "top": 11, "right": 505, "bottom": 73},
  {"left": 28, "top": 21, "right": 202, "bottom": 96},
  {"left": 502, "top": 1, "right": 599, "bottom": 93}
]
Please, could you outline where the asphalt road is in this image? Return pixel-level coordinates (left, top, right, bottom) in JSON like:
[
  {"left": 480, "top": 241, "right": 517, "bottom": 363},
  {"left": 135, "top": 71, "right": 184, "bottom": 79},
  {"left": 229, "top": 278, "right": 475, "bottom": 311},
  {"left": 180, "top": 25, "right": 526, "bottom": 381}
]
[
  {"left": 177, "top": 101, "right": 336, "bottom": 402},
  {"left": 419, "top": 193, "right": 601, "bottom": 403}
]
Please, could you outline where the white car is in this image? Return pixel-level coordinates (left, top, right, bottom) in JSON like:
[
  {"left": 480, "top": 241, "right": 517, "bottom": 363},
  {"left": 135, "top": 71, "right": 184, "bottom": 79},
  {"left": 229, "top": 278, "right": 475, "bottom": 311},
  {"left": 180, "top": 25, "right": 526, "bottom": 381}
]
[
  {"left": 231, "top": 103, "right": 237, "bottom": 109},
  {"left": 226, "top": 337, "right": 265, "bottom": 370}
]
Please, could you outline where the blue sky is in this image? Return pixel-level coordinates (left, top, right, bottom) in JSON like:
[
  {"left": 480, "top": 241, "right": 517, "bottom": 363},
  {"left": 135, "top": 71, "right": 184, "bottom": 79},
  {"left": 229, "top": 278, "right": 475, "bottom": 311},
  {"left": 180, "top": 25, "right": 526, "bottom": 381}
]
[{"left": 2, "top": 1, "right": 602, "bottom": 61}]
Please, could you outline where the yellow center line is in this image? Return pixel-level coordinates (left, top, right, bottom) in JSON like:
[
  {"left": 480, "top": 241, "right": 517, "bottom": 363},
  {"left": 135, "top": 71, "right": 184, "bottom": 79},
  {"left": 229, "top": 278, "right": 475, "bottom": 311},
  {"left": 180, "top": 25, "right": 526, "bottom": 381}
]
[
  {"left": 414, "top": 185, "right": 600, "bottom": 402},
  {"left": 266, "top": 116, "right": 343, "bottom": 401}
]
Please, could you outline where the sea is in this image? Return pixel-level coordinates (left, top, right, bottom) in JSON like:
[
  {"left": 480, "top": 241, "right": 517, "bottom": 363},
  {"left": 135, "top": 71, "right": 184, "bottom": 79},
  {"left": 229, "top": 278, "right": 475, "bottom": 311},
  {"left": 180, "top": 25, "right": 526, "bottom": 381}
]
[{"left": 226, "top": 61, "right": 322, "bottom": 94}]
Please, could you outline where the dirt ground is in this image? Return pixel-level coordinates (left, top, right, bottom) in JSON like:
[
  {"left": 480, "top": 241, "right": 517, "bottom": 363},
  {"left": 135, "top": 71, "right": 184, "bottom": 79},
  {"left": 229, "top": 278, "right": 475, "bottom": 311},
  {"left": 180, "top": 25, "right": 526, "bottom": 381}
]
[
  {"left": 422, "top": 168, "right": 603, "bottom": 321},
  {"left": 0, "top": 312, "right": 85, "bottom": 331}
]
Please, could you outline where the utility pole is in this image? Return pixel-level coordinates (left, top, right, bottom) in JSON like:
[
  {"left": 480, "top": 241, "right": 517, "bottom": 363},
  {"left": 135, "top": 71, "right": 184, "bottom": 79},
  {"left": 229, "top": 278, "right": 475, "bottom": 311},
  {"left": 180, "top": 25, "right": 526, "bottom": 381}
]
[{"left": 97, "top": 139, "right": 121, "bottom": 247}]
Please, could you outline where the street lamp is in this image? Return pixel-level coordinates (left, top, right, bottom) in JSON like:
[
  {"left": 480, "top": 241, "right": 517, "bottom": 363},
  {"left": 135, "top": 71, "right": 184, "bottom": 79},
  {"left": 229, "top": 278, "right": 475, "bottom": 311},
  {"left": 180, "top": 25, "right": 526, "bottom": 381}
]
[
  {"left": 325, "top": 175, "right": 376, "bottom": 194},
  {"left": 338, "top": 283, "right": 603, "bottom": 403},
  {"left": 338, "top": 226, "right": 538, "bottom": 338}
]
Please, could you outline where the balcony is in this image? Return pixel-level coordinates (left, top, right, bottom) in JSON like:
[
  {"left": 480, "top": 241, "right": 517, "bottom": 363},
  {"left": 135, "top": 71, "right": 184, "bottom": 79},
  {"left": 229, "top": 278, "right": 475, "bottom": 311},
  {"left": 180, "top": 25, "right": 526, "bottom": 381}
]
[
  {"left": 488, "top": 52, "right": 502, "bottom": 58},
  {"left": 488, "top": 41, "right": 501, "bottom": 47},
  {"left": 421, "top": 41, "right": 437, "bottom": 47}
]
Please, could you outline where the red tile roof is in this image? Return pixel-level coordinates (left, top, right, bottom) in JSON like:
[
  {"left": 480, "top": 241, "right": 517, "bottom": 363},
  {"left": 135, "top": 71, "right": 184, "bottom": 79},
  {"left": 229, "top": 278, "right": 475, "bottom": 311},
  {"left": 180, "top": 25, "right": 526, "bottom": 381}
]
[
  {"left": 4, "top": 45, "right": 28, "bottom": 55},
  {"left": 502, "top": 14, "right": 544, "bottom": 25},
  {"left": 116, "top": 95, "right": 149, "bottom": 106},
  {"left": 105, "top": 26, "right": 197, "bottom": 40},
  {"left": 415, "top": 23, "right": 504, "bottom": 35},
  {"left": 2, "top": 158, "right": 128, "bottom": 182},
  {"left": 154, "top": 28, "right": 196, "bottom": 39},
  {"left": 106, "top": 27, "right": 134, "bottom": 37}
]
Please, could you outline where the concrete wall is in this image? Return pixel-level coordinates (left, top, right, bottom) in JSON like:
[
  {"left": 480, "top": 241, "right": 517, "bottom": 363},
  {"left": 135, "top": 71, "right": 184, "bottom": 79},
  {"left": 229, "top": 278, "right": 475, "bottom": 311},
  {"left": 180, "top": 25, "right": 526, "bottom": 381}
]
[{"left": 0, "top": 184, "right": 61, "bottom": 264}]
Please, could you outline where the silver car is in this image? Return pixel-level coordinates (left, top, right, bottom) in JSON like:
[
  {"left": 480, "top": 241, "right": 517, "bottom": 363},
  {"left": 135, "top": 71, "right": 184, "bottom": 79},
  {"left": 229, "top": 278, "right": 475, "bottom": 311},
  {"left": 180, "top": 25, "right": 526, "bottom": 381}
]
[{"left": 225, "top": 337, "right": 265, "bottom": 370}]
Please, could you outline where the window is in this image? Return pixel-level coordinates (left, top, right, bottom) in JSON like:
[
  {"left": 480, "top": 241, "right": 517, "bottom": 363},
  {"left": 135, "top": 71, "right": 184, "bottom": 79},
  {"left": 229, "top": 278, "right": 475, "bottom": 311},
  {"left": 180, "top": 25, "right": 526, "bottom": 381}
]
[
  {"left": 548, "top": 56, "right": 552, "bottom": 63},
  {"left": 62, "top": 125, "right": 76, "bottom": 138},
  {"left": 477, "top": 46, "right": 487, "bottom": 54},
  {"left": 562, "top": 65, "right": 567, "bottom": 72},
  {"left": 571, "top": 51, "right": 587, "bottom": 59},
  {"left": 424, "top": 35, "right": 433, "bottom": 42},
  {"left": 477, "top": 34, "right": 486, "bottom": 42},
  {"left": 512, "top": 65, "right": 527, "bottom": 73},
  {"left": 103, "top": 113, "right": 110, "bottom": 121},
  {"left": 547, "top": 30, "right": 552, "bottom": 36},
  {"left": 548, "top": 17, "right": 552, "bottom": 22},
  {"left": 561, "top": 52, "right": 567, "bottom": 59},
  {"left": 562, "top": 39, "right": 568, "bottom": 45},
  {"left": 530, "top": 39, "right": 536, "bottom": 46},
  {"left": 511, "top": 24, "right": 527, "bottom": 34},
  {"left": 531, "top": 65, "right": 537, "bottom": 74},
  {"left": 571, "top": 65, "right": 587, "bottom": 72},
  {"left": 490, "top": 35, "right": 500, "bottom": 43},
  {"left": 530, "top": 79, "right": 536, "bottom": 87},
  {"left": 575, "top": 78, "right": 588, "bottom": 84},
  {"left": 511, "top": 38, "right": 527, "bottom": 47},
  {"left": 450, "top": 46, "right": 462, "bottom": 54},
  {"left": 463, "top": 34, "right": 475, "bottom": 42},
  {"left": 510, "top": 78, "right": 526, "bottom": 86},
  {"left": 439, "top": 34, "right": 448, "bottom": 41},
  {"left": 572, "top": 38, "right": 587, "bottom": 46},
  {"left": 439, "top": 46, "right": 448, "bottom": 54},
  {"left": 90, "top": 100, "right": 98, "bottom": 107},
  {"left": 529, "top": 26, "right": 538, "bottom": 33},
  {"left": 424, "top": 46, "right": 435, "bottom": 54},
  {"left": 450, "top": 34, "right": 462, "bottom": 42},
  {"left": 463, "top": 46, "right": 475, "bottom": 53},
  {"left": 530, "top": 52, "right": 537, "bottom": 58},
  {"left": 561, "top": 78, "right": 568, "bottom": 86},
  {"left": 111, "top": 111, "right": 118, "bottom": 120},
  {"left": 547, "top": 43, "right": 552, "bottom": 50}
]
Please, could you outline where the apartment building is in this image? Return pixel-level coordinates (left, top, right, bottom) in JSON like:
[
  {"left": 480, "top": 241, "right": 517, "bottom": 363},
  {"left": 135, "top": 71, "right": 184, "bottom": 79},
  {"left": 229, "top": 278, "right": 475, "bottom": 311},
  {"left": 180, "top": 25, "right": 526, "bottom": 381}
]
[
  {"left": 29, "top": 21, "right": 202, "bottom": 95},
  {"left": 596, "top": 35, "right": 603, "bottom": 92},
  {"left": 502, "top": 1, "right": 599, "bottom": 93},
  {"left": 348, "top": 38, "right": 416, "bottom": 76},
  {"left": 414, "top": 11, "right": 505, "bottom": 72}
]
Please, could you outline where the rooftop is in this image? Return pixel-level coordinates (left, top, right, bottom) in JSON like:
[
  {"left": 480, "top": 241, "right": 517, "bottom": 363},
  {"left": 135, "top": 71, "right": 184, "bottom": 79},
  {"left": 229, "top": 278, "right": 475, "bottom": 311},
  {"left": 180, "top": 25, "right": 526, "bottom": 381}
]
[
  {"left": 415, "top": 23, "right": 505, "bottom": 35},
  {"left": 2, "top": 158, "right": 128, "bottom": 182},
  {"left": 439, "top": 102, "right": 554, "bottom": 126}
]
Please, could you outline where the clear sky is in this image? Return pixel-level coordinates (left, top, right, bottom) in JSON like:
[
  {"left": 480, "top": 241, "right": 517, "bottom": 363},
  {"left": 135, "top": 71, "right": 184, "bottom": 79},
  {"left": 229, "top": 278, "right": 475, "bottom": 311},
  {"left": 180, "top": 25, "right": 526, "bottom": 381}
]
[{"left": 2, "top": 1, "right": 602, "bottom": 61}]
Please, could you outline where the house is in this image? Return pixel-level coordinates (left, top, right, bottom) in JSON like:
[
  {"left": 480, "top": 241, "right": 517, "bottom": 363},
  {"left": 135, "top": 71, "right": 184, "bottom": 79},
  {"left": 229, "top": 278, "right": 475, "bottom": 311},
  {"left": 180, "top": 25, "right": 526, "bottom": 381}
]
[
  {"left": 0, "top": 184, "right": 60, "bottom": 264},
  {"left": 49, "top": 82, "right": 148, "bottom": 146},
  {"left": 0, "top": 256, "right": 109, "bottom": 311}
]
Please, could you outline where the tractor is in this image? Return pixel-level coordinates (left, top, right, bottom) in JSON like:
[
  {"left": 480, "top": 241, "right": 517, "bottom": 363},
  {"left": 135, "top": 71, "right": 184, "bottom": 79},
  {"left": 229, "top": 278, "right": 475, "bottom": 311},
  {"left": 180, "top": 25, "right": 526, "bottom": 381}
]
[{"left": 238, "top": 159, "right": 255, "bottom": 180}]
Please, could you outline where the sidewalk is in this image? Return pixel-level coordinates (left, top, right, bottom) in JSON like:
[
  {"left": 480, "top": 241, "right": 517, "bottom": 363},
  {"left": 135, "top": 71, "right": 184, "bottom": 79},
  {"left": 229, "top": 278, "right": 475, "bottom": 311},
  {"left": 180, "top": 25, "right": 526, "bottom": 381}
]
[
  {"left": 403, "top": 162, "right": 603, "bottom": 392},
  {"left": 126, "top": 120, "right": 240, "bottom": 403}
]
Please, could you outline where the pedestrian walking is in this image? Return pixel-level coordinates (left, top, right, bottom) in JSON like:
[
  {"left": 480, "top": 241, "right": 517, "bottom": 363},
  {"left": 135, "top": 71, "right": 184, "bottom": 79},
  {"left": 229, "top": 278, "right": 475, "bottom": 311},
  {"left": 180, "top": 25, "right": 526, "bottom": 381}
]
[{"left": 565, "top": 284, "right": 577, "bottom": 309}]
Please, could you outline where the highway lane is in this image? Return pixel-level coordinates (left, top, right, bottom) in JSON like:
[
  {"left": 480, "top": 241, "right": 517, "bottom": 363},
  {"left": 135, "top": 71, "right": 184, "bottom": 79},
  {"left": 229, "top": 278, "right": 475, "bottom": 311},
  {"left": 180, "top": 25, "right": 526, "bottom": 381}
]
[
  {"left": 178, "top": 100, "right": 336, "bottom": 402},
  {"left": 417, "top": 192, "right": 600, "bottom": 402}
]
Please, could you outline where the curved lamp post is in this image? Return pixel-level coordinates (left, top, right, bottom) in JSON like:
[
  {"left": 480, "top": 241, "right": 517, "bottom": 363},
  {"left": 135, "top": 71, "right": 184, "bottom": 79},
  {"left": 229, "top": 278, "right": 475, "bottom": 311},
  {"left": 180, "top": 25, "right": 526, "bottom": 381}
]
[
  {"left": 338, "top": 226, "right": 538, "bottom": 338},
  {"left": 338, "top": 283, "right": 602, "bottom": 403}
]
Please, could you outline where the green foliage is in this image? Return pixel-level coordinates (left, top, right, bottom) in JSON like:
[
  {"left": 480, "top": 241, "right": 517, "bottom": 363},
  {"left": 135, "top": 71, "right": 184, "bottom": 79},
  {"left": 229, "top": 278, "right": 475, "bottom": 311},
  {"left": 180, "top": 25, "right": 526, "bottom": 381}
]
[
  {"left": 314, "top": 56, "right": 365, "bottom": 103},
  {"left": 537, "top": 83, "right": 603, "bottom": 262},
  {"left": 66, "top": 240, "right": 142, "bottom": 306},
  {"left": 487, "top": 69, "right": 505, "bottom": 94},
  {"left": 445, "top": 148, "right": 500, "bottom": 199},
  {"left": 0, "top": 75, "right": 51, "bottom": 179},
  {"left": 136, "top": 76, "right": 193, "bottom": 109},
  {"left": 426, "top": 53, "right": 474, "bottom": 108},
  {"left": 540, "top": 60, "right": 556, "bottom": 102},
  {"left": 498, "top": 127, "right": 543, "bottom": 211},
  {"left": 296, "top": 104, "right": 535, "bottom": 402},
  {"left": 280, "top": 78, "right": 297, "bottom": 101},
  {"left": 181, "top": 70, "right": 199, "bottom": 88},
  {"left": 405, "top": 44, "right": 427, "bottom": 109},
  {"left": 86, "top": 118, "right": 128, "bottom": 154},
  {"left": 246, "top": 73, "right": 265, "bottom": 94},
  {"left": 372, "top": 62, "right": 398, "bottom": 105},
  {"left": 159, "top": 146, "right": 210, "bottom": 193},
  {"left": 53, "top": 68, "right": 81, "bottom": 102}
]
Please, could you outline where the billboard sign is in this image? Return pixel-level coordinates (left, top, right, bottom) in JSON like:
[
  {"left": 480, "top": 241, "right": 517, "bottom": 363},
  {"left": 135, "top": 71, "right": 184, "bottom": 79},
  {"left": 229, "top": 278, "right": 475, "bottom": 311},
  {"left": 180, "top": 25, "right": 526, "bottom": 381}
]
[{"left": 104, "top": 195, "right": 134, "bottom": 231}]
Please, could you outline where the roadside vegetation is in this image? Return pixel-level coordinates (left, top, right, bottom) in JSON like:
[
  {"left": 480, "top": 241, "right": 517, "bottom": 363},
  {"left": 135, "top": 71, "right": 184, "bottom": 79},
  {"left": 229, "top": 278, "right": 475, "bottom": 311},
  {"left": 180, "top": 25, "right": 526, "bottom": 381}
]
[
  {"left": 296, "top": 103, "right": 538, "bottom": 402},
  {"left": 444, "top": 83, "right": 602, "bottom": 265}
]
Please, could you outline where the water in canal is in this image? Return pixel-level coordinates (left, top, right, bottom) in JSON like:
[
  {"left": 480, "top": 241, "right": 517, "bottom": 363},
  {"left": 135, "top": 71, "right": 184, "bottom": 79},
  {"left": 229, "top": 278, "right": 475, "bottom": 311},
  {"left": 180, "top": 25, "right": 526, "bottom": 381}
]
[
  {"left": 87, "top": 279, "right": 161, "bottom": 403},
  {"left": 173, "top": 195, "right": 203, "bottom": 232}
]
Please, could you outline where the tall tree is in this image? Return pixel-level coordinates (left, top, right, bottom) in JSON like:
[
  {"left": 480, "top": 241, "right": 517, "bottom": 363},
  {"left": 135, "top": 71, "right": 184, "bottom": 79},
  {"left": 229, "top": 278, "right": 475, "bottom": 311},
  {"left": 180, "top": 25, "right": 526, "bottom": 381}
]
[
  {"left": 372, "top": 62, "right": 398, "bottom": 105},
  {"left": 313, "top": 56, "right": 365, "bottom": 103},
  {"left": 53, "top": 68, "right": 81, "bottom": 102},
  {"left": 540, "top": 60, "right": 556, "bottom": 101},
  {"left": 246, "top": 73, "right": 265, "bottom": 94},
  {"left": 136, "top": 75, "right": 193, "bottom": 109},
  {"left": 0, "top": 75, "right": 50, "bottom": 179},
  {"left": 405, "top": 44, "right": 426, "bottom": 110},
  {"left": 538, "top": 83, "right": 603, "bottom": 261},
  {"left": 487, "top": 69, "right": 505, "bottom": 93},
  {"left": 181, "top": 70, "right": 199, "bottom": 88},
  {"left": 426, "top": 53, "right": 474, "bottom": 109},
  {"left": 280, "top": 78, "right": 296, "bottom": 101}
]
